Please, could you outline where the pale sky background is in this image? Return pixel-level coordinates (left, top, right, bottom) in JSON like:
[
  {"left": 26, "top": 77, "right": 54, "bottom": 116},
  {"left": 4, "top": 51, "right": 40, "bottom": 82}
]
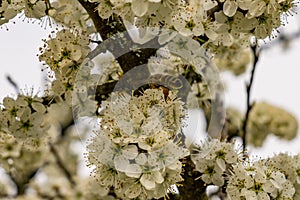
[{"left": 1, "top": 15, "right": 300, "bottom": 159}]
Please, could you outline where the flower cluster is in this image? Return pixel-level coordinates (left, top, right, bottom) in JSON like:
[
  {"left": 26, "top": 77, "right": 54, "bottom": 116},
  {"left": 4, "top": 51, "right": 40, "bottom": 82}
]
[
  {"left": 0, "top": 93, "right": 49, "bottom": 149},
  {"left": 0, "top": 0, "right": 49, "bottom": 25},
  {"left": 211, "top": 40, "right": 252, "bottom": 75},
  {"left": 0, "top": 131, "right": 22, "bottom": 160},
  {"left": 87, "top": 0, "right": 296, "bottom": 44},
  {"left": 190, "top": 138, "right": 300, "bottom": 200},
  {"left": 49, "top": 0, "right": 95, "bottom": 32},
  {"left": 173, "top": 0, "right": 295, "bottom": 42},
  {"left": 0, "top": 0, "right": 298, "bottom": 199},
  {"left": 88, "top": 0, "right": 179, "bottom": 27},
  {"left": 0, "top": 1, "right": 19, "bottom": 26},
  {"left": 39, "top": 29, "right": 91, "bottom": 104},
  {"left": 39, "top": 29, "right": 90, "bottom": 73},
  {"left": 148, "top": 45, "right": 211, "bottom": 108},
  {"left": 247, "top": 102, "right": 298, "bottom": 147},
  {"left": 227, "top": 161, "right": 295, "bottom": 200},
  {"left": 0, "top": 130, "right": 47, "bottom": 194},
  {"left": 266, "top": 154, "right": 300, "bottom": 199},
  {"left": 29, "top": 154, "right": 115, "bottom": 200},
  {"left": 87, "top": 88, "right": 188, "bottom": 199},
  {"left": 81, "top": 0, "right": 296, "bottom": 78},
  {"left": 191, "top": 138, "right": 241, "bottom": 186}
]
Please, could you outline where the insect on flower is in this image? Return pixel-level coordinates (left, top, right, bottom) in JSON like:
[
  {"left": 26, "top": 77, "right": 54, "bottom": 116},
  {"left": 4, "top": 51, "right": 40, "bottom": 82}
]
[{"left": 148, "top": 74, "right": 184, "bottom": 90}]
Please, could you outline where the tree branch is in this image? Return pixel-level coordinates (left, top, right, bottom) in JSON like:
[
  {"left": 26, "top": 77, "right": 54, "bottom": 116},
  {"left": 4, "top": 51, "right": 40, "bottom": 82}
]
[
  {"left": 173, "top": 157, "right": 208, "bottom": 200},
  {"left": 77, "top": 0, "right": 126, "bottom": 41},
  {"left": 242, "top": 44, "right": 260, "bottom": 151},
  {"left": 77, "top": 0, "right": 160, "bottom": 103},
  {"left": 87, "top": 34, "right": 159, "bottom": 73},
  {"left": 8, "top": 165, "right": 42, "bottom": 197},
  {"left": 86, "top": 33, "right": 161, "bottom": 104},
  {"left": 49, "top": 143, "right": 76, "bottom": 186}
]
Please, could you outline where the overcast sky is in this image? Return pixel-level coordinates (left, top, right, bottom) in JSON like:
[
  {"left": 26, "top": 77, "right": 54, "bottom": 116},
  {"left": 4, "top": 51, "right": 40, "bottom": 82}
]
[{"left": 1, "top": 16, "right": 300, "bottom": 158}]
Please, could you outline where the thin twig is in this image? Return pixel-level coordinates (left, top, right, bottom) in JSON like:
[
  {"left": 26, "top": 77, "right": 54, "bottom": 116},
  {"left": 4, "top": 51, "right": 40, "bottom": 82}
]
[
  {"left": 242, "top": 44, "right": 260, "bottom": 151},
  {"left": 6, "top": 75, "right": 19, "bottom": 93},
  {"left": 89, "top": 39, "right": 102, "bottom": 44},
  {"left": 49, "top": 143, "right": 76, "bottom": 186}
]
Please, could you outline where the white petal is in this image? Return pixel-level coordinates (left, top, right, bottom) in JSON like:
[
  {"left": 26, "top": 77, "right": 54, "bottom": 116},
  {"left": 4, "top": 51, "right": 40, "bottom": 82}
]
[
  {"left": 262, "top": 180, "right": 275, "bottom": 193},
  {"left": 158, "top": 30, "right": 177, "bottom": 44},
  {"left": 254, "top": 170, "right": 266, "bottom": 183},
  {"left": 216, "top": 158, "right": 226, "bottom": 171},
  {"left": 193, "top": 24, "right": 204, "bottom": 36},
  {"left": 32, "top": 102, "right": 46, "bottom": 113},
  {"left": 114, "top": 155, "right": 130, "bottom": 172},
  {"left": 131, "top": 0, "right": 149, "bottom": 17},
  {"left": 167, "top": 161, "right": 182, "bottom": 171},
  {"left": 140, "top": 174, "right": 155, "bottom": 190},
  {"left": 71, "top": 48, "right": 82, "bottom": 61},
  {"left": 153, "top": 171, "right": 164, "bottom": 184},
  {"left": 125, "top": 182, "right": 142, "bottom": 198},
  {"left": 249, "top": 0, "right": 266, "bottom": 17},
  {"left": 223, "top": 0, "right": 238, "bottom": 17},
  {"left": 271, "top": 171, "right": 286, "bottom": 185},
  {"left": 257, "top": 192, "right": 270, "bottom": 200},
  {"left": 126, "top": 164, "right": 142, "bottom": 178},
  {"left": 203, "top": 0, "right": 218, "bottom": 10},
  {"left": 122, "top": 145, "right": 138, "bottom": 159},
  {"left": 243, "top": 190, "right": 257, "bottom": 200},
  {"left": 98, "top": 1, "right": 113, "bottom": 19},
  {"left": 136, "top": 153, "right": 147, "bottom": 165}
]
